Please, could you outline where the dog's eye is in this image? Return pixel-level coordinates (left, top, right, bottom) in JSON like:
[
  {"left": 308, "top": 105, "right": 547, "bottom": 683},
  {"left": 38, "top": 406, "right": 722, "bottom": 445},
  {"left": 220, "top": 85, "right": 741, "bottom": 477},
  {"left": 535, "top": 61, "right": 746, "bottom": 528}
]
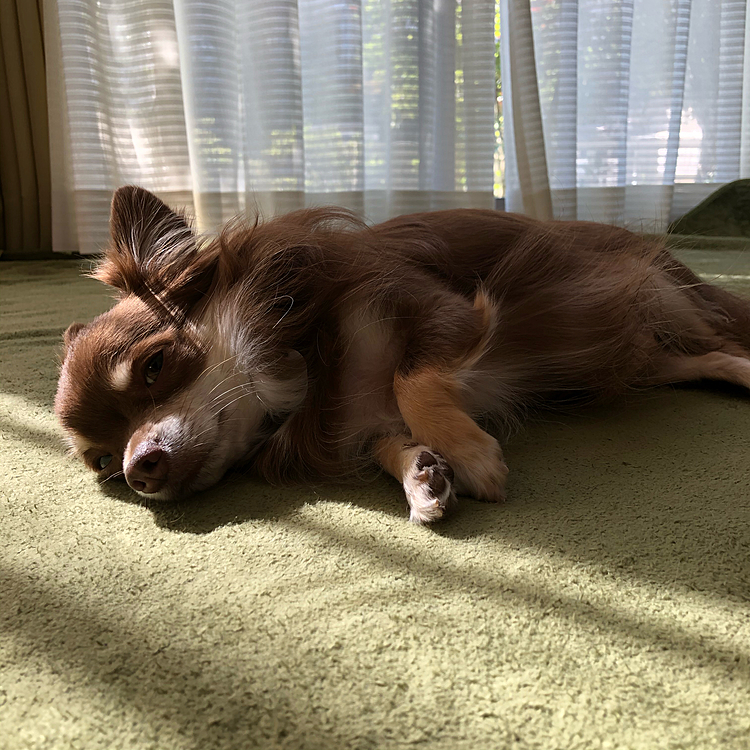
[
  {"left": 145, "top": 351, "right": 164, "bottom": 386},
  {"left": 98, "top": 454, "right": 113, "bottom": 470}
]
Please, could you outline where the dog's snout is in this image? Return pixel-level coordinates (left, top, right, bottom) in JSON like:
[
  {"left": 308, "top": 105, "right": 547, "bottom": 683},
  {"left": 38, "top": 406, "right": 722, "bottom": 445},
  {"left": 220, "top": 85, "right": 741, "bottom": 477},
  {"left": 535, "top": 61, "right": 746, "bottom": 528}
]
[{"left": 125, "top": 442, "right": 169, "bottom": 494}]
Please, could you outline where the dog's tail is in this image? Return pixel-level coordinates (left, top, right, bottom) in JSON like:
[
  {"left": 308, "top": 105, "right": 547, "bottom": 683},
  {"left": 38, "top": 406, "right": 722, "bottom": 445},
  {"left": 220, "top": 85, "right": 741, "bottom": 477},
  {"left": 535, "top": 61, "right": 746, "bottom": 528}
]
[{"left": 657, "top": 247, "right": 750, "bottom": 353}]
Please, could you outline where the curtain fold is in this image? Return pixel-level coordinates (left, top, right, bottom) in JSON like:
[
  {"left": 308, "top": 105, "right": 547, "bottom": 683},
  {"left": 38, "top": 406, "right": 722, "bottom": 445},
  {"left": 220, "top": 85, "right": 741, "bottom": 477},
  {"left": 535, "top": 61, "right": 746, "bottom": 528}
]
[
  {"left": 501, "top": 0, "right": 750, "bottom": 231},
  {"left": 44, "top": 0, "right": 496, "bottom": 255},
  {"left": 498, "top": 0, "right": 552, "bottom": 219},
  {"left": 0, "top": 0, "right": 51, "bottom": 258}
]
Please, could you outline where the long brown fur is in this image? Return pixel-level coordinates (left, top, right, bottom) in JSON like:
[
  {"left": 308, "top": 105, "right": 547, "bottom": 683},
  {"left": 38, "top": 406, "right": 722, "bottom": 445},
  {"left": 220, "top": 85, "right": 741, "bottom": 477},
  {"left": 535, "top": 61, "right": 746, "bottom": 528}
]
[{"left": 55, "top": 186, "right": 750, "bottom": 523}]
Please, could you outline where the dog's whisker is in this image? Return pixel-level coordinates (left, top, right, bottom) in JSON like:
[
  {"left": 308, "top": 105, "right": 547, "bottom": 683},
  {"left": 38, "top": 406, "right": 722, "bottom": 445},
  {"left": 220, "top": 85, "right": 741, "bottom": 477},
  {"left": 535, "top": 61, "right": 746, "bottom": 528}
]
[{"left": 100, "top": 470, "right": 125, "bottom": 485}]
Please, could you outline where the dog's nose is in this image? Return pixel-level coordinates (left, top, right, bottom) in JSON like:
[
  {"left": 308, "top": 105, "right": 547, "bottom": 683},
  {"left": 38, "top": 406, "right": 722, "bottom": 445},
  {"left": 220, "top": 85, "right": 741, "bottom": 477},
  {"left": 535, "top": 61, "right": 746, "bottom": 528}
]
[{"left": 125, "top": 442, "right": 169, "bottom": 494}]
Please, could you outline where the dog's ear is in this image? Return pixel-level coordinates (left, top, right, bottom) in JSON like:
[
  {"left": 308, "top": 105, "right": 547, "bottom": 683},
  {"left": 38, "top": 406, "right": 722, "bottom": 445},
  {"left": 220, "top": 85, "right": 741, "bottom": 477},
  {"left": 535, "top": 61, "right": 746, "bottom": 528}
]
[
  {"left": 93, "top": 186, "right": 216, "bottom": 308},
  {"left": 61, "top": 322, "right": 87, "bottom": 361}
]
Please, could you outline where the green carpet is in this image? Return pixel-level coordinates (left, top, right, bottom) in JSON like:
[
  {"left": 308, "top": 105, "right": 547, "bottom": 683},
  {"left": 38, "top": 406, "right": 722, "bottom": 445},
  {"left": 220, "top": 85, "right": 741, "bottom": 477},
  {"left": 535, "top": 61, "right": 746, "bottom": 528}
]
[{"left": 2, "top": 252, "right": 750, "bottom": 750}]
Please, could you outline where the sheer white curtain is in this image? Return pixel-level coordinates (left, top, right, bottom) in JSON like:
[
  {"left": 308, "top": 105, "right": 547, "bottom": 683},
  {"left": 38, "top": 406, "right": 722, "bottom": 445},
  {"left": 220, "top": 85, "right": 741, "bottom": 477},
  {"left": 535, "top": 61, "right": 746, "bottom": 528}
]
[
  {"left": 44, "top": 0, "right": 496, "bottom": 254},
  {"left": 501, "top": 0, "right": 750, "bottom": 230}
]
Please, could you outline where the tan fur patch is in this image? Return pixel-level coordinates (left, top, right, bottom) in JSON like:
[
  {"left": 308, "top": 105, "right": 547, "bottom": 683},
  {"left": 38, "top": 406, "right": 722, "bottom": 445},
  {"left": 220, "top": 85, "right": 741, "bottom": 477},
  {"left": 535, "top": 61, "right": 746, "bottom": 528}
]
[
  {"left": 66, "top": 432, "right": 94, "bottom": 456},
  {"left": 109, "top": 359, "right": 132, "bottom": 391},
  {"left": 393, "top": 367, "right": 508, "bottom": 501}
]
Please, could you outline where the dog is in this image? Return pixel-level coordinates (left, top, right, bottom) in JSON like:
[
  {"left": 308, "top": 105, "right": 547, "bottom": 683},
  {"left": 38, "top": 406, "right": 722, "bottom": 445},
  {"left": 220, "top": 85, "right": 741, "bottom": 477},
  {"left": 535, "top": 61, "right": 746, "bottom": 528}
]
[{"left": 55, "top": 185, "right": 750, "bottom": 523}]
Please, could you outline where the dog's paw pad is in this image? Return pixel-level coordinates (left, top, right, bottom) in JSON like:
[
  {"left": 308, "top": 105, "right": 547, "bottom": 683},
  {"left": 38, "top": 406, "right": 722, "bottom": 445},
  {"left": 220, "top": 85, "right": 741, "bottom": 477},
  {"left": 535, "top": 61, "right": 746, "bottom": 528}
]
[{"left": 404, "top": 450, "right": 456, "bottom": 524}]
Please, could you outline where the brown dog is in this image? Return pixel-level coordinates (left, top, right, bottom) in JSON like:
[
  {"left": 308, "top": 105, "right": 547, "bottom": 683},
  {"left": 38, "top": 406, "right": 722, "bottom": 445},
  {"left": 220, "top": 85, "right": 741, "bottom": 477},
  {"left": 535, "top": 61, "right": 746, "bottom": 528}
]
[{"left": 55, "top": 186, "right": 750, "bottom": 522}]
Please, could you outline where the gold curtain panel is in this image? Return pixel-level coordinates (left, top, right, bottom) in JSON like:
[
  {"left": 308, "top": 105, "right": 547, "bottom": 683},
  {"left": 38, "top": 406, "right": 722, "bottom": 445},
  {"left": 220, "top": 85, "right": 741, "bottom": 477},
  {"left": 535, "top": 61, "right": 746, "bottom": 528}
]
[{"left": 0, "top": 0, "right": 50, "bottom": 258}]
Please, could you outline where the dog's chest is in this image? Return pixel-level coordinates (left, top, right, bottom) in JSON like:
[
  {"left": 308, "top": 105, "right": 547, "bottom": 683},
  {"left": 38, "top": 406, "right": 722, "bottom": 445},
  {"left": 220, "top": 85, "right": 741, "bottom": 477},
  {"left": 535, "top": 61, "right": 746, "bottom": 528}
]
[{"left": 336, "top": 306, "right": 402, "bottom": 435}]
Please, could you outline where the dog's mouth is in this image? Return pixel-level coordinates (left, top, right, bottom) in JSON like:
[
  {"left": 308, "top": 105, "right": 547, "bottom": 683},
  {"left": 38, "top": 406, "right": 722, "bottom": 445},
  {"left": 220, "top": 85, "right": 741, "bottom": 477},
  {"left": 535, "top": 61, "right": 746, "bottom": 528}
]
[
  {"left": 119, "top": 411, "right": 284, "bottom": 502},
  {"left": 118, "top": 412, "right": 226, "bottom": 501}
]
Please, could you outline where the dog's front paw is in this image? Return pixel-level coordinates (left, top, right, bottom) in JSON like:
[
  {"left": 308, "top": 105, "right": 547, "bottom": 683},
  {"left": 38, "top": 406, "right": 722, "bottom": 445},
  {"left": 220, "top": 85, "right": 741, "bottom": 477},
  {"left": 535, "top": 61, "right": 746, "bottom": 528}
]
[
  {"left": 450, "top": 434, "right": 508, "bottom": 503},
  {"left": 404, "top": 449, "right": 456, "bottom": 524}
]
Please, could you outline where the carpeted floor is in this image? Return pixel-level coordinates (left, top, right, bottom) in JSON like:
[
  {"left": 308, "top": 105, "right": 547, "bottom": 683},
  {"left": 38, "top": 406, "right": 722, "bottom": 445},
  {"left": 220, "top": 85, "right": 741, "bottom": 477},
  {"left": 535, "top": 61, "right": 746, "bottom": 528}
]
[{"left": 1, "top": 251, "right": 750, "bottom": 749}]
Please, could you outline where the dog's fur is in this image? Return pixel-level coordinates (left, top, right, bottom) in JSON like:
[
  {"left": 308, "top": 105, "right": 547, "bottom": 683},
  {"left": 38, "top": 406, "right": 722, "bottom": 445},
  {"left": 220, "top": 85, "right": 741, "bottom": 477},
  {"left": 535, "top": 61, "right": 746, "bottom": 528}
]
[{"left": 55, "top": 186, "right": 750, "bottom": 522}]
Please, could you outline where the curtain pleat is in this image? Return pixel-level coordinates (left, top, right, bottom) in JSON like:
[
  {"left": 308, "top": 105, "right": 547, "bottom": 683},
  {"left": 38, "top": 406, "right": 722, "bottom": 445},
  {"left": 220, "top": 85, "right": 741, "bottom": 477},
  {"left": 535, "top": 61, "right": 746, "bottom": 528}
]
[
  {"left": 0, "top": 0, "right": 51, "bottom": 258},
  {"left": 499, "top": 0, "right": 552, "bottom": 219}
]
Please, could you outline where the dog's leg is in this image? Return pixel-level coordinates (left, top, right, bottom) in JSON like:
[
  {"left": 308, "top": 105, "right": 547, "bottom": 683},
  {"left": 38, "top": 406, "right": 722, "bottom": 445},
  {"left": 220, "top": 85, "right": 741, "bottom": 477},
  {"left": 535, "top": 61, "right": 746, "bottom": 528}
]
[
  {"left": 392, "top": 366, "right": 509, "bottom": 504},
  {"left": 375, "top": 436, "right": 457, "bottom": 524},
  {"left": 650, "top": 350, "right": 750, "bottom": 389}
]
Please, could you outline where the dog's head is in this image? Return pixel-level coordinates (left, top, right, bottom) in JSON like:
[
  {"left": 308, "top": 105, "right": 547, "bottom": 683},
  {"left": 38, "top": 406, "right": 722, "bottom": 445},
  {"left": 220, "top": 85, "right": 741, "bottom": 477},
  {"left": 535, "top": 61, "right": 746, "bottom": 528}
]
[{"left": 55, "top": 186, "right": 307, "bottom": 501}]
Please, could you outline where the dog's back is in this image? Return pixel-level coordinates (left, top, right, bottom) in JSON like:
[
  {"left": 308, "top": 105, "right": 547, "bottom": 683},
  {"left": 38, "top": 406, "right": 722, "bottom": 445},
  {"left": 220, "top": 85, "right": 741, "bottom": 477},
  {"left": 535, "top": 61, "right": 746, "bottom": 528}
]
[{"left": 366, "top": 210, "right": 749, "bottom": 409}]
